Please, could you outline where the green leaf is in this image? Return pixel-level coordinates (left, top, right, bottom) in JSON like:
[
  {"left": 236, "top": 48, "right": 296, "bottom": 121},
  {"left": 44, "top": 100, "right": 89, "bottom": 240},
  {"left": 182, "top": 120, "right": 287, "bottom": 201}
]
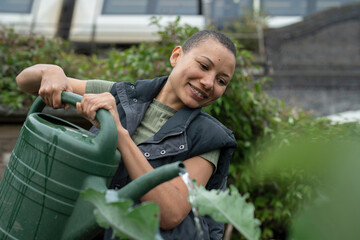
[
  {"left": 191, "top": 185, "right": 261, "bottom": 240},
  {"left": 81, "top": 188, "right": 162, "bottom": 240}
]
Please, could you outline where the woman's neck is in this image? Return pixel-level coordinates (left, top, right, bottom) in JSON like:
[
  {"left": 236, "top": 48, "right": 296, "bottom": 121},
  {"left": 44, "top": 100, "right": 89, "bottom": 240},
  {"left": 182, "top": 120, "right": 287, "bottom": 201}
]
[{"left": 155, "top": 82, "right": 184, "bottom": 110}]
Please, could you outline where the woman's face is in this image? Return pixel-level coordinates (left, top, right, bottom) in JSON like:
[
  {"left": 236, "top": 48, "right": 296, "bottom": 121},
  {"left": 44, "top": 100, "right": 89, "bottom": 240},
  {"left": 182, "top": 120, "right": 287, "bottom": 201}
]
[{"left": 166, "top": 38, "right": 236, "bottom": 110}]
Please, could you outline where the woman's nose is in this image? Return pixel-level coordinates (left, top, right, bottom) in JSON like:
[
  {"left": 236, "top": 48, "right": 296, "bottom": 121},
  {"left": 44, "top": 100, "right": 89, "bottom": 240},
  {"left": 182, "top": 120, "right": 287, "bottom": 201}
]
[{"left": 200, "top": 75, "right": 214, "bottom": 90}]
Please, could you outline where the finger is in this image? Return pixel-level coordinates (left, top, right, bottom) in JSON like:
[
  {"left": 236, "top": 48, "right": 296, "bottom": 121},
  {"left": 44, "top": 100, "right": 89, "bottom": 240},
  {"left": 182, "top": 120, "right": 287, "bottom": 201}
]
[
  {"left": 76, "top": 102, "right": 83, "bottom": 116},
  {"left": 81, "top": 96, "right": 97, "bottom": 121},
  {"left": 81, "top": 95, "right": 92, "bottom": 119},
  {"left": 77, "top": 101, "right": 100, "bottom": 128},
  {"left": 38, "top": 89, "right": 48, "bottom": 106},
  {"left": 43, "top": 96, "right": 51, "bottom": 107},
  {"left": 52, "top": 91, "right": 62, "bottom": 109}
]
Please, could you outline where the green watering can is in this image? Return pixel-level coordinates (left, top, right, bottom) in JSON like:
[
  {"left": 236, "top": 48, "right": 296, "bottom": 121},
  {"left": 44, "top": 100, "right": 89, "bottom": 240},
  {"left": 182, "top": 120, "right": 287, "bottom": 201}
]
[{"left": 0, "top": 92, "right": 185, "bottom": 240}]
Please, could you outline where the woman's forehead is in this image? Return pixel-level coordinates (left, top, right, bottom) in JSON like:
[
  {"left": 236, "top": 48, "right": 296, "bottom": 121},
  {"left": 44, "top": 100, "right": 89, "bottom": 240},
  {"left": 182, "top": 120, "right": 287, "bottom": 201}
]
[
  {"left": 188, "top": 39, "right": 234, "bottom": 59},
  {"left": 185, "top": 42, "right": 235, "bottom": 75}
]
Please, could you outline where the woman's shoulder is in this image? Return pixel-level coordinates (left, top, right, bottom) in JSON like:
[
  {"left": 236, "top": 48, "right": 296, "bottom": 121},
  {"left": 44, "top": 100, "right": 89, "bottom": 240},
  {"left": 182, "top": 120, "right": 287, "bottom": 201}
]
[
  {"left": 188, "top": 110, "right": 236, "bottom": 145},
  {"left": 198, "top": 111, "right": 233, "bottom": 134}
]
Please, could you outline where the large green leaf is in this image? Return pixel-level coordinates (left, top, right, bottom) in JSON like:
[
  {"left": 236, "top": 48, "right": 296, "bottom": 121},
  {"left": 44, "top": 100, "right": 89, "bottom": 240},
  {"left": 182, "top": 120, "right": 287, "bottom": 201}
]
[
  {"left": 191, "top": 185, "right": 261, "bottom": 240},
  {"left": 81, "top": 188, "right": 162, "bottom": 240}
]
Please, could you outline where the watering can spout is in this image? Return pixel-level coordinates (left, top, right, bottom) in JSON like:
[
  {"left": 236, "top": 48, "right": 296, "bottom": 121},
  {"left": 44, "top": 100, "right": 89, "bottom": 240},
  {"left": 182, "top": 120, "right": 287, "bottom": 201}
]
[
  {"left": 108, "top": 161, "right": 186, "bottom": 202},
  {"left": 62, "top": 161, "right": 186, "bottom": 240}
]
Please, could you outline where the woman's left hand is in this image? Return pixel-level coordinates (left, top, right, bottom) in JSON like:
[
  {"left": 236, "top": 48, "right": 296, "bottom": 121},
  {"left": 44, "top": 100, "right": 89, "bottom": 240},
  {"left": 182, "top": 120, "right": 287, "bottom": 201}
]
[{"left": 76, "top": 92, "right": 122, "bottom": 130}]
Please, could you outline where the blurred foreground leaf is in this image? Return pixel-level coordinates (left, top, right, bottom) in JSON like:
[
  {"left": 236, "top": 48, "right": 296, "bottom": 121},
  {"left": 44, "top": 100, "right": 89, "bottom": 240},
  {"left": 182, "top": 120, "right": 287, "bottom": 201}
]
[
  {"left": 192, "top": 185, "right": 261, "bottom": 240},
  {"left": 252, "top": 123, "right": 360, "bottom": 240},
  {"left": 81, "top": 188, "right": 162, "bottom": 240},
  {"left": 83, "top": 185, "right": 262, "bottom": 240},
  {"left": 289, "top": 141, "right": 360, "bottom": 240}
]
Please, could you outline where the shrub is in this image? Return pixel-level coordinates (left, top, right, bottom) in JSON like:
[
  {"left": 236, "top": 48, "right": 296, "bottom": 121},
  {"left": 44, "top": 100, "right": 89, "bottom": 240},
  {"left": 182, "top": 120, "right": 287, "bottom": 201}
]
[{"left": 0, "top": 28, "right": 70, "bottom": 109}]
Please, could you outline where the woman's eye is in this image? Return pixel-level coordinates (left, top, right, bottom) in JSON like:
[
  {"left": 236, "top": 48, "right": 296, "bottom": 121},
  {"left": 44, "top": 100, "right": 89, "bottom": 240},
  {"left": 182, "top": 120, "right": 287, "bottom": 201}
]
[
  {"left": 200, "top": 63, "right": 208, "bottom": 70},
  {"left": 217, "top": 78, "right": 226, "bottom": 86}
]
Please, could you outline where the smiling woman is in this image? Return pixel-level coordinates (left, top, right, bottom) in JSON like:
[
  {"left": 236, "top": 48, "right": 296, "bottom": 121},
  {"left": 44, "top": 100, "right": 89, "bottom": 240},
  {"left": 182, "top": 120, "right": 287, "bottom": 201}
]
[
  {"left": 15, "top": 30, "right": 238, "bottom": 240},
  {"left": 158, "top": 37, "right": 236, "bottom": 110}
]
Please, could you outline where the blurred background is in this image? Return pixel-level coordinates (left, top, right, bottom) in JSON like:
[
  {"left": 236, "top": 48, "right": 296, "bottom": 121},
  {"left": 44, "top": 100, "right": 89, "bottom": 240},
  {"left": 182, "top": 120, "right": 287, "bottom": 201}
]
[
  {"left": 1, "top": 0, "right": 360, "bottom": 116},
  {"left": 1, "top": 0, "right": 360, "bottom": 239}
]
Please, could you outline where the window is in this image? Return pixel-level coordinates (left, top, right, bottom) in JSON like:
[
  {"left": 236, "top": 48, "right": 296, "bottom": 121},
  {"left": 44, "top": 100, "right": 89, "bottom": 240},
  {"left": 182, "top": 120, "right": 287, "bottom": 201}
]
[
  {"left": 155, "top": 0, "right": 198, "bottom": 15},
  {"left": 0, "top": 0, "right": 33, "bottom": 13},
  {"left": 102, "top": 0, "right": 201, "bottom": 15},
  {"left": 262, "top": 0, "right": 307, "bottom": 16},
  {"left": 211, "top": 0, "right": 252, "bottom": 20}
]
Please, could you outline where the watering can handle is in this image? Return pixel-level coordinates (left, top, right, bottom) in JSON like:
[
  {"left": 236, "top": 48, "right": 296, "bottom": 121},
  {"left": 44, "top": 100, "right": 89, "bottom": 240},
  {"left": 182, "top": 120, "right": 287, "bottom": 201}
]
[{"left": 27, "top": 91, "right": 118, "bottom": 150}]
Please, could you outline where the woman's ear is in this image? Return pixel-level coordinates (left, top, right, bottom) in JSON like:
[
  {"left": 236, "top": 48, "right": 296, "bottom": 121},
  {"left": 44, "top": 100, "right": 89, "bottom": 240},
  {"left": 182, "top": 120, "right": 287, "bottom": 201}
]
[{"left": 170, "top": 46, "right": 183, "bottom": 67}]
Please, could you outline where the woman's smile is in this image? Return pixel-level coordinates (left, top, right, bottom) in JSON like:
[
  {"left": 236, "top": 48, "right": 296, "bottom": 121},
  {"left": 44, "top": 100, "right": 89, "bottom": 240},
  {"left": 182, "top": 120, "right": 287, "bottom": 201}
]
[{"left": 188, "top": 83, "right": 207, "bottom": 100}]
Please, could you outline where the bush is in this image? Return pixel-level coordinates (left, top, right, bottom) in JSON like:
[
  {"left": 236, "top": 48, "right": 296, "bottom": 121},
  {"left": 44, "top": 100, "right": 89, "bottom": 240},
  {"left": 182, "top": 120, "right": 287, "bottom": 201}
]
[{"left": 0, "top": 28, "right": 71, "bottom": 109}]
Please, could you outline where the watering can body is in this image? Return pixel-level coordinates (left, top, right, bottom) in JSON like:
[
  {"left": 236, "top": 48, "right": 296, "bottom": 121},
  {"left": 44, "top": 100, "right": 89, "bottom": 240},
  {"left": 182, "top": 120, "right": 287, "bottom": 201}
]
[{"left": 0, "top": 92, "right": 121, "bottom": 240}]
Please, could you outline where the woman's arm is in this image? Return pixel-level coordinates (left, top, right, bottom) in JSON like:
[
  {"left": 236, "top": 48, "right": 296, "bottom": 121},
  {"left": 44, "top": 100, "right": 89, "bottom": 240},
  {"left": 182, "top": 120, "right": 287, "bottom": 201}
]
[
  {"left": 118, "top": 130, "right": 213, "bottom": 229},
  {"left": 16, "top": 64, "right": 87, "bottom": 108},
  {"left": 76, "top": 93, "right": 214, "bottom": 230}
]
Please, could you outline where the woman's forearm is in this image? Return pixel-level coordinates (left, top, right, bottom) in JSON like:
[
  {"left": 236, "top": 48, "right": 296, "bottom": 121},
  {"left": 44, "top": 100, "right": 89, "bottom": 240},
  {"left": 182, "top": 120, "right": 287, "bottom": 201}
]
[
  {"left": 16, "top": 64, "right": 86, "bottom": 108},
  {"left": 16, "top": 64, "right": 63, "bottom": 95},
  {"left": 116, "top": 128, "right": 191, "bottom": 229}
]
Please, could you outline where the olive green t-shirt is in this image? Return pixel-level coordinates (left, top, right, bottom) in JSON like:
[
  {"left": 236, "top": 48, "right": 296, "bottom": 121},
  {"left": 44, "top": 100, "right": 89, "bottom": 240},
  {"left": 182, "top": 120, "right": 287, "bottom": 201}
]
[{"left": 86, "top": 80, "right": 220, "bottom": 172}]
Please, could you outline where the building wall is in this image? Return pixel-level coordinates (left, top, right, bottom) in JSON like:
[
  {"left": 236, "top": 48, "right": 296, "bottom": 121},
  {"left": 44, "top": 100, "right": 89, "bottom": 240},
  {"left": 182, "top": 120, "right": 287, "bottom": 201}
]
[{"left": 265, "top": 3, "right": 360, "bottom": 116}]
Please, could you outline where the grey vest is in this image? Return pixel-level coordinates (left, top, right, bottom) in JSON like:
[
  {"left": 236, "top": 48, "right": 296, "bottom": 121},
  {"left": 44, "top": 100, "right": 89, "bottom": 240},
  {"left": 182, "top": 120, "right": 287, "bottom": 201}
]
[{"left": 98, "top": 76, "right": 237, "bottom": 240}]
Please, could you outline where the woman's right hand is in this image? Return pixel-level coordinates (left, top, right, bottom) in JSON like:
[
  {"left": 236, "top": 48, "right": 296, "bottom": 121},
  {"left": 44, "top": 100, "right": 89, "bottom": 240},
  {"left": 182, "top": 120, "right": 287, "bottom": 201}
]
[
  {"left": 37, "top": 65, "right": 73, "bottom": 109},
  {"left": 76, "top": 92, "right": 123, "bottom": 131},
  {"left": 16, "top": 64, "right": 78, "bottom": 109}
]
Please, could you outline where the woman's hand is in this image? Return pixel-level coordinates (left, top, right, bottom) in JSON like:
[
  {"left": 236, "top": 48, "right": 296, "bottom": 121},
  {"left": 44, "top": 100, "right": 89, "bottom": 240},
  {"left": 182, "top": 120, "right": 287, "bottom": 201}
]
[
  {"left": 16, "top": 64, "right": 78, "bottom": 109},
  {"left": 76, "top": 92, "right": 122, "bottom": 130},
  {"left": 38, "top": 65, "right": 73, "bottom": 109}
]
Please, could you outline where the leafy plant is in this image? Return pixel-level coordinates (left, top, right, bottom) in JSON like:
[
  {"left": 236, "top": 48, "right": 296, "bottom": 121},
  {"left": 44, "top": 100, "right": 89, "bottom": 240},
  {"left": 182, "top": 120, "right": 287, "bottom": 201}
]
[
  {"left": 82, "top": 183, "right": 261, "bottom": 240},
  {"left": 252, "top": 121, "right": 360, "bottom": 240},
  {"left": 191, "top": 185, "right": 261, "bottom": 240},
  {"left": 81, "top": 188, "right": 162, "bottom": 240}
]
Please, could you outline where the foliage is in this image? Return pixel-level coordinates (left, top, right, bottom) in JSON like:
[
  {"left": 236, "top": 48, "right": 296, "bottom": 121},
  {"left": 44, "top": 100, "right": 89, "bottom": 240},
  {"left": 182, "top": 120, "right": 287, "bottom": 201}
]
[
  {"left": 253, "top": 121, "right": 360, "bottom": 240},
  {"left": 0, "top": 28, "right": 69, "bottom": 109},
  {"left": 82, "top": 183, "right": 261, "bottom": 240},
  {"left": 81, "top": 188, "right": 162, "bottom": 240},
  {"left": 192, "top": 185, "right": 261, "bottom": 240}
]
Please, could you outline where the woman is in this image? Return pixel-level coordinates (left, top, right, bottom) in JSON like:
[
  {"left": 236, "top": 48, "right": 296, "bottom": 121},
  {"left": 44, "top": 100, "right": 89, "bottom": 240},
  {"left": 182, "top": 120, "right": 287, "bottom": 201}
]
[{"left": 16, "top": 30, "right": 237, "bottom": 239}]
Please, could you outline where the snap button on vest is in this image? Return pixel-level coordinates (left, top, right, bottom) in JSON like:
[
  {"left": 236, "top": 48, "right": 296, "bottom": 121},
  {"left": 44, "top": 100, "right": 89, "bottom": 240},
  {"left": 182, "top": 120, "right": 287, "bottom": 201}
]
[
  {"left": 179, "top": 145, "right": 185, "bottom": 150},
  {"left": 133, "top": 98, "right": 137, "bottom": 102},
  {"left": 160, "top": 150, "right": 166, "bottom": 155},
  {"left": 144, "top": 152, "right": 150, "bottom": 157}
]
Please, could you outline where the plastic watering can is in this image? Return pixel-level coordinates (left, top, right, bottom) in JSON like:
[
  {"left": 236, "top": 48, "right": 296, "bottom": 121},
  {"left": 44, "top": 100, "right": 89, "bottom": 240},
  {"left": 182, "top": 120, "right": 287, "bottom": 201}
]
[{"left": 0, "top": 92, "right": 185, "bottom": 240}]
